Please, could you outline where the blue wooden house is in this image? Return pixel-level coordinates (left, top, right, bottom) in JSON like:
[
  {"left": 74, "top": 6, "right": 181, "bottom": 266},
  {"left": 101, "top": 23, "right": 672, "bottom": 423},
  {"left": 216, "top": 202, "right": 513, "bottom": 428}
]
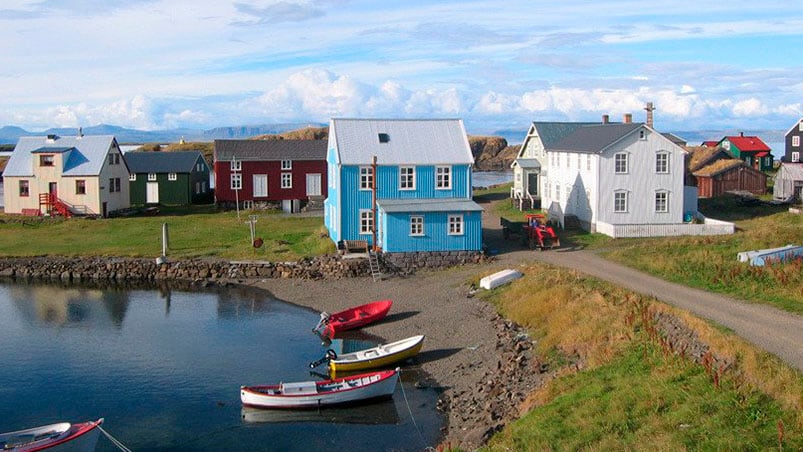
[{"left": 324, "top": 118, "right": 482, "bottom": 253}]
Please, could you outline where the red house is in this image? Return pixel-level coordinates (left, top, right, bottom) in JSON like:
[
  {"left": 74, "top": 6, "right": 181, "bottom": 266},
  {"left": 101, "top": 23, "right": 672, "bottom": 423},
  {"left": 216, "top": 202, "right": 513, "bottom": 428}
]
[{"left": 214, "top": 139, "right": 327, "bottom": 211}]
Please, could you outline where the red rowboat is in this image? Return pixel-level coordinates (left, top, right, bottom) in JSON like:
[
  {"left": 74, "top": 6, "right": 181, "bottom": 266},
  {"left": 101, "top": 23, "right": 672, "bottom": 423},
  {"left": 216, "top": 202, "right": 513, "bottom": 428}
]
[
  {"left": 0, "top": 418, "right": 103, "bottom": 452},
  {"left": 241, "top": 368, "right": 399, "bottom": 409},
  {"left": 312, "top": 300, "right": 393, "bottom": 338}
]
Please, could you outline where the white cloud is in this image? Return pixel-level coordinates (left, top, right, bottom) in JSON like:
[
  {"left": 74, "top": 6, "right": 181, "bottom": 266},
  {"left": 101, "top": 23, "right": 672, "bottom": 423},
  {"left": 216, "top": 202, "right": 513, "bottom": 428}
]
[{"left": 732, "top": 98, "right": 768, "bottom": 117}]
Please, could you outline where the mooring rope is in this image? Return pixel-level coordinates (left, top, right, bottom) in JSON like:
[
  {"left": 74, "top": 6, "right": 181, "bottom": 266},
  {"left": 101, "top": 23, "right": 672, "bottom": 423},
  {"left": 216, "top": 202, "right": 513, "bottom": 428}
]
[
  {"left": 397, "top": 368, "right": 431, "bottom": 450},
  {"left": 97, "top": 424, "right": 133, "bottom": 452}
]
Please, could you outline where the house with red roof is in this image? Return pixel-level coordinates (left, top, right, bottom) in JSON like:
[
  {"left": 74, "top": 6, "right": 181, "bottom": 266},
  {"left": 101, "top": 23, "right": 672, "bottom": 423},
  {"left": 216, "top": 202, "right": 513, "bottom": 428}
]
[{"left": 716, "top": 133, "right": 773, "bottom": 171}]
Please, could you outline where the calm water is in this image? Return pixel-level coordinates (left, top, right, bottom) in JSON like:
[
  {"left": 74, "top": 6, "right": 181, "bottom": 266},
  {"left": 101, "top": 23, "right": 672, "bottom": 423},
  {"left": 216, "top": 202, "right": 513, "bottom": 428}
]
[
  {"left": 0, "top": 282, "right": 442, "bottom": 451},
  {"left": 473, "top": 171, "right": 513, "bottom": 188}
]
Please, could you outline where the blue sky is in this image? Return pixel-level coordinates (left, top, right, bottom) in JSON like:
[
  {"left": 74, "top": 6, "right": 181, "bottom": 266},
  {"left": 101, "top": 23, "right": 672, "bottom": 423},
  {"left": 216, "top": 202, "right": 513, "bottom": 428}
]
[{"left": 1, "top": 0, "right": 801, "bottom": 135}]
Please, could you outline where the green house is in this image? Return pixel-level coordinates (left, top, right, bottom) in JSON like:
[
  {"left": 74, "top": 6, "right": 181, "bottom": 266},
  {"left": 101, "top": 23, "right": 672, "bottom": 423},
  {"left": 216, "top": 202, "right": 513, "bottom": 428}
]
[
  {"left": 126, "top": 151, "right": 211, "bottom": 205},
  {"left": 718, "top": 133, "right": 774, "bottom": 171}
]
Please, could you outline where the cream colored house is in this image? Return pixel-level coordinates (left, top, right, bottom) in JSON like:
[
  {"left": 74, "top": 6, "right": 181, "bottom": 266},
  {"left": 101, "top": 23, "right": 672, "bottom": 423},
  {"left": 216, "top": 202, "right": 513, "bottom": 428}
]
[{"left": 3, "top": 133, "right": 130, "bottom": 217}]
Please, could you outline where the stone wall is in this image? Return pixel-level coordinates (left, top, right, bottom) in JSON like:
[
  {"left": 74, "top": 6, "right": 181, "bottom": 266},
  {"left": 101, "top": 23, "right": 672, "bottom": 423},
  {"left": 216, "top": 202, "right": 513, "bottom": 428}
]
[{"left": 0, "top": 251, "right": 488, "bottom": 283}]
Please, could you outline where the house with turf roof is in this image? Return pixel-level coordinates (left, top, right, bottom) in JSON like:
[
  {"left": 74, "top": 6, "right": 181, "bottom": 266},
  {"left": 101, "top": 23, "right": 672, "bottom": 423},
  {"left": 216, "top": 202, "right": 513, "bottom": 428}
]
[
  {"left": 126, "top": 151, "right": 211, "bottom": 205},
  {"left": 324, "top": 118, "right": 483, "bottom": 253},
  {"left": 685, "top": 146, "right": 766, "bottom": 198}
]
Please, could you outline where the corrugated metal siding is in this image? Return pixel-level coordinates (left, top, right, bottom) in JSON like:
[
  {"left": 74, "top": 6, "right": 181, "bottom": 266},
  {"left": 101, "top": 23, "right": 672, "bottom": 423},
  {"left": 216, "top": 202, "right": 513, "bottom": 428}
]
[
  {"left": 340, "top": 165, "right": 375, "bottom": 244},
  {"left": 374, "top": 164, "right": 470, "bottom": 199},
  {"left": 381, "top": 210, "right": 482, "bottom": 252}
]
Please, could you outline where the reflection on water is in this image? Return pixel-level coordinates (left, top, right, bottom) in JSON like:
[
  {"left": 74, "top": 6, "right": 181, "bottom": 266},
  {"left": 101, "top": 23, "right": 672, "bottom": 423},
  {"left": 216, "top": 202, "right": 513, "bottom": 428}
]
[
  {"left": 0, "top": 281, "right": 443, "bottom": 451},
  {"left": 241, "top": 398, "right": 400, "bottom": 425}
]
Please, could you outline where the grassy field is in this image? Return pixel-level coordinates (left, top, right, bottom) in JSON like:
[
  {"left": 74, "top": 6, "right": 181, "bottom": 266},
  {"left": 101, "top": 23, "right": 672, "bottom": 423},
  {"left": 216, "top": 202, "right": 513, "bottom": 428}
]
[
  {"left": 0, "top": 206, "right": 334, "bottom": 261},
  {"left": 476, "top": 263, "right": 803, "bottom": 451}
]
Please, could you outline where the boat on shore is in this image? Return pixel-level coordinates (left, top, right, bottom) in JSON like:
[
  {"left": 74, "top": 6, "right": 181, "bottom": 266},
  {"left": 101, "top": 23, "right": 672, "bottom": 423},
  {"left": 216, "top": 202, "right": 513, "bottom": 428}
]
[
  {"left": 312, "top": 300, "right": 393, "bottom": 338},
  {"left": 241, "top": 368, "right": 399, "bottom": 409},
  {"left": 311, "top": 335, "right": 425, "bottom": 374},
  {"left": 0, "top": 418, "right": 104, "bottom": 452}
]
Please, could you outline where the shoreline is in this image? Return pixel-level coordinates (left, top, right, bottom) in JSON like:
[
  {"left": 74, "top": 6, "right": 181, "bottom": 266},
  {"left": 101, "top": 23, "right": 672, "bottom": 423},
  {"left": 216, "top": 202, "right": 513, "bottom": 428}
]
[{"left": 240, "top": 265, "right": 546, "bottom": 449}]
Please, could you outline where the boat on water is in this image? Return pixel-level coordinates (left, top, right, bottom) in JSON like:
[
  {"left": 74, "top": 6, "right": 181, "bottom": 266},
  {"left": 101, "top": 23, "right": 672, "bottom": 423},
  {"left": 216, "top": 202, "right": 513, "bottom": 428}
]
[
  {"left": 241, "top": 368, "right": 399, "bottom": 409},
  {"left": 0, "top": 418, "right": 103, "bottom": 452},
  {"left": 311, "top": 335, "right": 425, "bottom": 374},
  {"left": 312, "top": 299, "right": 393, "bottom": 338},
  {"left": 241, "top": 398, "right": 400, "bottom": 424}
]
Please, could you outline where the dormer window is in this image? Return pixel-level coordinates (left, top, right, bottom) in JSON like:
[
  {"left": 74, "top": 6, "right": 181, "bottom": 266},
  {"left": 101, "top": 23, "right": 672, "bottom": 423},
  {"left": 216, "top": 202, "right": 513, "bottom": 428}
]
[
  {"left": 39, "top": 155, "right": 54, "bottom": 167},
  {"left": 639, "top": 130, "right": 646, "bottom": 140},
  {"left": 378, "top": 133, "right": 390, "bottom": 143}
]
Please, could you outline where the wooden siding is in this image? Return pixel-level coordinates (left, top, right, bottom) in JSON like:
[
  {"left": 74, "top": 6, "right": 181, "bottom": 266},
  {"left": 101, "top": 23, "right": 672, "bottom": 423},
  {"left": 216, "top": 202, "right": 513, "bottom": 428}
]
[
  {"left": 381, "top": 210, "right": 482, "bottom": 252},
  {"left": 214, "top": 159, "right": 327, "bottom": 203},
  {"left": 696, "top": 166, "right": 767, "bottom": 198}
]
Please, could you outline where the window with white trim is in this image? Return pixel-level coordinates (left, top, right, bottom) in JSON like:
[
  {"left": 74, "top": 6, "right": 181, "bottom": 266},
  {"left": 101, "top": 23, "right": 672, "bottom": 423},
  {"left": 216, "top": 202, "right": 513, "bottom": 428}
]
[
  {"left": 359, "top": 209, "right": 373, "bottom": 235},
  {"left": 359, "top": 166, "right": 373, "bottom": 190},
  {"left": 281, "top": 173, "right": 292, "bottom": 189},
  {"left": 793, "top": 136, "right": 800, "bottom": 147},
  {"left": 400, "top": 166, "right": 415, "bottom": 190},
  {"left": 231, "top": 160, "right": 241, "bottom": 171},
  {"left": 614, "top": 191, "right": 628, "bottom": 213},
  {"left": 615, "top": 153, "right": 628, "bottom": 174},
  {"left": 253, "top": 174, "right": 267, "bottom": 197},
  {"left": 586, "top": 154, "right": 591, "bottom": 171},
  {"left": 793, "top": 151, "right": 800, "bottom": 163},
  {"left": 576, "top": 153, "right": 580, "bottom": 169},
  {"left": 168, "top": 172, "right": 177, "bottom": 181},
  {"left": 448, "top": 215, "right": 463, "bottom": 235},
  {"left": 148, "top": 173, "right": 157, "bottom": 181},
  {"left": 655, "top": 191, "right": 668, "bottom": 213},
  {"left": 436, "top": 166, "right": 451, "bottom": 189},
  {"left": 231, "top": 173, "right": 242, "bottom": 190},
  {"left": 410, "top": 216, "right": 424, "bottom": 236},
  {"left": 655, "top": 152, "right": 669, "bottom": 173},
  {"left": 19, "top": 180, "right": 29, "bottom": 197},
  {"left": 281, "top": 159, "right": 292, "bottom": 170},
  {"left": 129, "top": 174, "right": 136, "bottom": 181},
  {"left": 555, "top": 184, "right": 561, "bottom": 204},
  {"left": 75, "top": 180, "right": 86, "bottom": 195}
]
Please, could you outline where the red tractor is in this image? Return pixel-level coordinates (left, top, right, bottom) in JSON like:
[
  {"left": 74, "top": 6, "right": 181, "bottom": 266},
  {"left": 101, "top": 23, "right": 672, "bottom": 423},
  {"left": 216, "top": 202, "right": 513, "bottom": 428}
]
[{"left": 522, "top": 214, "right": 560, "bottom": 250}]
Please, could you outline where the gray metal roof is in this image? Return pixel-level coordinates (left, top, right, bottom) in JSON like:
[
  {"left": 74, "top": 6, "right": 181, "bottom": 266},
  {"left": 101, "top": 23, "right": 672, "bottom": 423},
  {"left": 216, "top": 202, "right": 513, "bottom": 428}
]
[
  {"left": 125, "top": 151, "right": 205, "bottom": 174},
  {"left": 532, "top": 121, "right": 601, "bottom": 146},
  {"left": 214, "top": 139, "right": 326, "bottom": 162},
  {"left": 515, "top": 158, "right": 541, "bottom": 169},
  {"left": 5, "top": 135, "right": 116, "bottom": 177},
  {"left": 547, "top": 123, "right": 643, "bottom": 153},
  {"left": 330, "top": 118, "right": 474, "bottom": 166},
  {"left": 777, "top": 162, "right": 803, "bottom": 179},
  {"left": 377, "top": 198, "right": 483, "bottom": 213}
]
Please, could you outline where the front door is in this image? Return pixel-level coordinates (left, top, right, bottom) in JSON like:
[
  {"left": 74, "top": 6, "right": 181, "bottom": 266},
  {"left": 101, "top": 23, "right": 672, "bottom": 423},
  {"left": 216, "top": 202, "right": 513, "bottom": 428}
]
[
  {"left": 48, "top": 182, "right": 58, "bottom": 200},
  {"left": 146, "top": 182, "right": 159, "bottom": 204},
  {"left": 306, "top": 173, "right": 322, "bottom": 196},
  {"left": 526, "top": 173, "right": 538, "bottom": 196}
]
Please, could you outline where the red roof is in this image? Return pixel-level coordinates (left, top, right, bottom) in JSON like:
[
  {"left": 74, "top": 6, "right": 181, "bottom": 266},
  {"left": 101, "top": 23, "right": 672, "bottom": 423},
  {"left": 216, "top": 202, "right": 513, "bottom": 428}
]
[
  {"left": 755, "top": 151, "right": 769, "bottom": 157},
  {"left": 701, "top": 141, "right": 719, "bottom": 147},
  {"left": 725, "top": 135, "right": 771, "bottom": 152}
]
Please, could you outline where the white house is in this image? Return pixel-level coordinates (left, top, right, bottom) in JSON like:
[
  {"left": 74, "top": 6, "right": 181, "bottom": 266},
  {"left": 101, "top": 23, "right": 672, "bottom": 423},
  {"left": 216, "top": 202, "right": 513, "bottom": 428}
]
[
  {"left": 541, "top": 122, "right": 701, "bottom": 237},
  {"left": 3, "top": 133, "right": 130, "bottom": 217}
]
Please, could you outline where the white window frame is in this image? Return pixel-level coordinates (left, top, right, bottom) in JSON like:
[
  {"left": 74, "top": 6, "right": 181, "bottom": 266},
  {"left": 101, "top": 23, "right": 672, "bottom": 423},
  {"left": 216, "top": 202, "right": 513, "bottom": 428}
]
[
  {"left": 230, "top": 160, "right": 241, "bottom": 171},
  {"left": 359, "top": 209, "right": 373, "bottom": 235},
  {"left": 281, "top": 172, "right": 292, "bottom": 189},
  {"left": 230, "top": 173, "right": 242, "bottom": 190},
  {"left": 129, "top": 174, "right": 136, "bottom": 181},
  {"left": 448, "top": 214, "right": 464, "bottom": 236},
  {"left": 655, "top": 191, "right": 669, "bottom": 213},
  {"left": 410, "top": 216, "right": 424, "bottom": 236},
  {"left": 793, "top": 136, "right": 800, "bottom": 147},
  {"left": 281, "top": 159, "right": 292, "bottom": 170},
  {"left": 168, "top": 172, "right": 177, "bottom": 181},
  {"left": 253, "top": 174, "right": 268, "bottom": 197},
  {"left": 576, "top": 153, "right": 580, "bottom": 169},
  {"left": 436, "top": 166, "right": 452, "bottom": 190},
  {"left": 655, "top": 152, "right": 669, "bottom": 174},
  {"left": 793, "top": 151, "right": 800, "bottom": 163},
  {"left": 359, "top": 166, "right": 373, "bottom": 190},
  {"left": 586, "top": 154, "right": 591, "bottom": 171},
  {"left": 400, "top": 166, "right": 416, "bottom": 190},
  {"left": 148, "top": 173, "right": 157, "bottom": 181},
  {"left": 614, "top": 190, "right": 628, "bottom": 213},
  {"left": 555, "top": 184, "right": 561, "bottom": 204},
  {"left": 615, "top": 153, "right": 629, "bottom": 174}
]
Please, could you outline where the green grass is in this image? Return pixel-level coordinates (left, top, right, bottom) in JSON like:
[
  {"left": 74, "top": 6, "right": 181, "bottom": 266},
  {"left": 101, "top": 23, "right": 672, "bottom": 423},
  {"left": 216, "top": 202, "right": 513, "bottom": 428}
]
[
  {"left": 0, "top": 207, "right": 334, "bottom": 261},
  {"left": 485, "top": 342, "right": 800, "bottom": 451}
]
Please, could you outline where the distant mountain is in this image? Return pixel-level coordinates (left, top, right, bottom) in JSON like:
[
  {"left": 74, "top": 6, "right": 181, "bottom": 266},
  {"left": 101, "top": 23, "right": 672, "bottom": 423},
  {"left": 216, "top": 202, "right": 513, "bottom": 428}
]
[{"left": 0, "top": 122, "right": 326, "bottom": 145}]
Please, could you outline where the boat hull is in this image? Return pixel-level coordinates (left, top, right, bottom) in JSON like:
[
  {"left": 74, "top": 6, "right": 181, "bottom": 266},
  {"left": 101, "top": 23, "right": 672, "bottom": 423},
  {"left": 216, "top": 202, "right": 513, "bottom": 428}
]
[
  {"left": 1, "top": 419, "right": 103, "bottom": 452},
  {"left": 322, "top": 299, "right": 393, "bottom": 338},
  {"left": 330, "top": 335, "right": 425, "bottom": 373},
  {"left": 241, "top": 369, "right": 399, "bottom": 409}
]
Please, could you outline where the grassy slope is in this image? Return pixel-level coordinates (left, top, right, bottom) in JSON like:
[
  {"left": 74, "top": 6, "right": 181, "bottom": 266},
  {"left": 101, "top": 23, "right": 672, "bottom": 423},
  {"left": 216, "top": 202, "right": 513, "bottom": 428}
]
[{"left": 478, "top": 264, "right": 803, "bottom": 451}]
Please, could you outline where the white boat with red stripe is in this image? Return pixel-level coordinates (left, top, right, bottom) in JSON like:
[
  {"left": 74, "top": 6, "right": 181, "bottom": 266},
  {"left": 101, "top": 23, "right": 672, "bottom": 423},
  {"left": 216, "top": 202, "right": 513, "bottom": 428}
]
[
  {"left": 0, "top": 418, "right": 103, "bottom": 452},
  {"left": 241, "top": 368, "right": 399, "bottom": 409}
]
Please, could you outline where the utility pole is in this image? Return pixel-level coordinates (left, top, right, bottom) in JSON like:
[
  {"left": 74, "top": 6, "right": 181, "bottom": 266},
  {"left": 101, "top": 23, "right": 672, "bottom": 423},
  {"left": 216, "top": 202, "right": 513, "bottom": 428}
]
[
  {"left": 371, "top": 155, "right": 378, "bottom": 252},
  {"left": 232, "top": 157, "right": 241, "bottom": 220}
]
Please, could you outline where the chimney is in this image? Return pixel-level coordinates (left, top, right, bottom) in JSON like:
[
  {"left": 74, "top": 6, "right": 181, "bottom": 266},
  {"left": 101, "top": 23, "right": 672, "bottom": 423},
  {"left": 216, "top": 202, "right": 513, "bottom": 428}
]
[
  {"left": 623, "top": 113, "right": 632, "bottom": 124},
  {"left": 602, "top": 114, "right": 609, "bottom": 124},
  {"left": 740, "top": 131, "right": 744, "bottom": 137},
  {"left": 644, "top": 102, "right": 655, "bottom": 128}
]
